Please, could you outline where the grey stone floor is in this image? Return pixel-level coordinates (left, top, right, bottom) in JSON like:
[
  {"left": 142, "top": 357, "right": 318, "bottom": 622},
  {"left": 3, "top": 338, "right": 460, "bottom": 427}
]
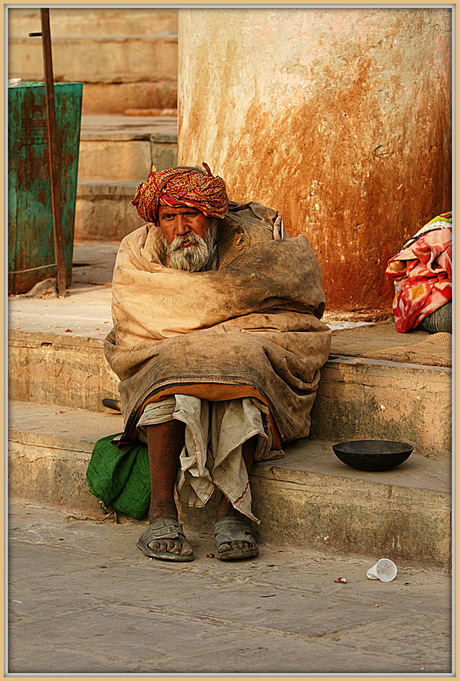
[{"left": 7, "top": 501, "right": 452, "bottom": 675}]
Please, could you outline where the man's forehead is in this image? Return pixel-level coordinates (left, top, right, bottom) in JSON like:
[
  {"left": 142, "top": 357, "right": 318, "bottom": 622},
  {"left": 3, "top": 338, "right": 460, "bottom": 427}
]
[{"left": 159, "top": 204, "right": 200, "bottom": 214}]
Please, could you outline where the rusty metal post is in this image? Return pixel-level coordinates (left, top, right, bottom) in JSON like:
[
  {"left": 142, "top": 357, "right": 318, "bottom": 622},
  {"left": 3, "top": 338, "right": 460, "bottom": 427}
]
[{"left": 39, "top": 8, "right": 67, "bottom": 297}]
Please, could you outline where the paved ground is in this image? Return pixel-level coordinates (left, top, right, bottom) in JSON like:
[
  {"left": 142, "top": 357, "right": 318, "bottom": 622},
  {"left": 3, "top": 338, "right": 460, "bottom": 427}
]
[{"left": 7, "top": 501, "right": 452, "bottom": 675}]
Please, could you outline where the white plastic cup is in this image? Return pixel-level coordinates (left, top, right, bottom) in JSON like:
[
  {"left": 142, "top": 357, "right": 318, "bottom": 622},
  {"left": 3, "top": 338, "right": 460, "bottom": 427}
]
[{"left": 366, "top": 558, "right": 397, "bottom": 582}]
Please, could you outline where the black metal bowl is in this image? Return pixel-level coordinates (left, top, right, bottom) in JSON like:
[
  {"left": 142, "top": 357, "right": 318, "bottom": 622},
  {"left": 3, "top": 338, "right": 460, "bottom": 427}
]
[{"left": 332, "top": 440, "right": 414, "bottom": 471}]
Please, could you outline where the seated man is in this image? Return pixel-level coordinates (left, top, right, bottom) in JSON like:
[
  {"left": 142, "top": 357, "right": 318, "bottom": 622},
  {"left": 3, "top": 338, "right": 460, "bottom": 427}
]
[{"left": 104, "top": 164, "right": 331, "bottom": 562}]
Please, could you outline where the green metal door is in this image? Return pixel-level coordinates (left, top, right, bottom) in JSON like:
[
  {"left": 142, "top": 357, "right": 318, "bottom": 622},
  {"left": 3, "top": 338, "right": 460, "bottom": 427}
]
[{"left": 8, "top": 81, "right": 83, "bottom": 294}]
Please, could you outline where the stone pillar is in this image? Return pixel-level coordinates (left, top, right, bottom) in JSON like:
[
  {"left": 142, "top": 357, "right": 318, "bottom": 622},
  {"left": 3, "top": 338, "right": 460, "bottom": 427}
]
[{"left": 178, "top": 8, "right": 452, "bottom": 314}]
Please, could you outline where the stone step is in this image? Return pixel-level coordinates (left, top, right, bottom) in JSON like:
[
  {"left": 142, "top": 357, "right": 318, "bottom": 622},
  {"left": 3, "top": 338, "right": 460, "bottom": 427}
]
[
  {"left": 8, "top": 321, "right": 452, "bottom": 459},
  {"left": 8, "top": 8, "right": 179, "bottom": 115},
  {"left": 78, "top": 115, "right": 177, "bottom": 181},
  {"left": 80, "top": 80, "right": 177, "bottom": 116},
  {"left": 75, "top": 181, "right": 144, "bottom": 241},
  {"left": 8, "top": 328, "right": 120, "bottom": 413},
  {"left": 8, "top": 401, "right": 451, "bottom": 569},
  {"left": 75, "top": 116, "right": 177, "bottom": 236},
  {"left": 9, "top": 77, "right": 177, "bottom": 117},
  {"left": 8, "top": 7, "right": 178, "bottom": 38},
  {"left": 8, "top": 33, "right": 178, "bottom": 83},
  {"left": 310, "top": 355, "right": 451, "bottom": 459}
]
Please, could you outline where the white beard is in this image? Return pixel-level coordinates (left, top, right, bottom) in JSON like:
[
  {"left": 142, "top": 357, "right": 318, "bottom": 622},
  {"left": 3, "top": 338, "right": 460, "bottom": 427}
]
[{"left": 162, "top": 220, "right": 218, "bottom": 272}]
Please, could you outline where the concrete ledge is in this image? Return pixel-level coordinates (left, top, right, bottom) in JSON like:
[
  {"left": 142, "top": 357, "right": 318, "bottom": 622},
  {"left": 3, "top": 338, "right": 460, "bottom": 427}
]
[
  {"left": 9, "top": 403, "right": 124, "bottom": 516},
  {"left": 8, "top": 331, "right": 119, "bottom": 411},
  {"left": 8, "top": 8, "right": 178, "bottom": 38},
  {"left": 250, "top": 442, "right": 451, "bottom": 570},
  {"left": 8, "top": 321, "right": 452, "bottom": 456},
  {"left": 77, "top": 115, "right": 177, "bottom": 181},
  {"left": 81, "top": 81, "right": 177, "bottom": 115},
  {"left": 311, "top": 356, "right": 452, "bottom": 458},
  {"left": 78, "top": 138, "right": 177, "bottom": 181},
  {"left": 75, "top": 181, "right": 144, "bottom": 240},
  {"left": 77, "top": 180, "right": 139, "bottom": 195},
  {"left": 78, "top": 139, "right": 152, "bottom": 182},
  {"left": 80, "top": 129, "right": 177, "bottom": 144},
  {"left": 8, "top": 402, "right": 451, "bottom": 569},
  {"left": 9, "top": 34, "right": 178, "bottom": 81},
  {"left": 80, "top": 114, "right": 177, "bottom": 140}
]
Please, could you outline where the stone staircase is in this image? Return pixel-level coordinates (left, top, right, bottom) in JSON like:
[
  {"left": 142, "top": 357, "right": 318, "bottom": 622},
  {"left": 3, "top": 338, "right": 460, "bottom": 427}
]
[
  {"left": 75, "top": 115, "right": 177, "bottom": 240},
  {"left": 7, "top": 7, "right": 178, "bottom": 114}
]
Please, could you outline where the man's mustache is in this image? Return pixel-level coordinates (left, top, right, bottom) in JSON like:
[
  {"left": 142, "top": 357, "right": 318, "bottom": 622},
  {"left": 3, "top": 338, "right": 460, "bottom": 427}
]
[{"left": 169, "top": 233, "right": 203, "bottom": 252}]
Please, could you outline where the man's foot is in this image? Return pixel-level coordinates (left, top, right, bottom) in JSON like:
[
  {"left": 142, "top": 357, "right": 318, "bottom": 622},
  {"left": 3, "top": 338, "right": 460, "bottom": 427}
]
[
  {"left": 214, "top": 516, "right": 259, "bottom": 561},
  {"left": 137, "top": 517, "right": 194, "bottom": 562}
]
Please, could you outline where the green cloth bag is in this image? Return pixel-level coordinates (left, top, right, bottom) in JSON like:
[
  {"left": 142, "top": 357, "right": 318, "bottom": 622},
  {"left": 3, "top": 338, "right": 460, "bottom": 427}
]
[{"left": 86, "top": 433, "right": 151, "bottom": 520}]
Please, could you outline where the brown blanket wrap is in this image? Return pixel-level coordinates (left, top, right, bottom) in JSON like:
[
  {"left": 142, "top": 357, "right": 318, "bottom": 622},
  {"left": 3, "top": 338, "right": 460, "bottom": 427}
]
[{"left": 104, "top": 202, "right": 332, "bottom": 445}]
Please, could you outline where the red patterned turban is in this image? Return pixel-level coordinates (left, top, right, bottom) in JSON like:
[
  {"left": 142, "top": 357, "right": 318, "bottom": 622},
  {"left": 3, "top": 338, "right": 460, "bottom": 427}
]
[{"left": 131, "top": 163, "right": 230, "bottom": 223}]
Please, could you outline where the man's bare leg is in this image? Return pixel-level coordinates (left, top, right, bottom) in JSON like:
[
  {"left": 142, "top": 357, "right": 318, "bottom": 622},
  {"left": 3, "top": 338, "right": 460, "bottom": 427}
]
[
  {"left": 145, "top": 420, "right": 193, "bottom": 558},
  {"left": 215, "top": 436, "right": 257, "bottom": 556}
]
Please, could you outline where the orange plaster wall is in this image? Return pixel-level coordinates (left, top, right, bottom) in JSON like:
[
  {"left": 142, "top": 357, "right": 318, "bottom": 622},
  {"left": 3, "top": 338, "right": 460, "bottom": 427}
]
[{"left": 178, "top": 8, "right": 452, "bottom": 314}]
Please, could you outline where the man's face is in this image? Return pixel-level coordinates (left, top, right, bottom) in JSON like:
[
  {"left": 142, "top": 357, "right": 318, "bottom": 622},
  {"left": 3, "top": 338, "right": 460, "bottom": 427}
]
[
  {"left": 158, "top": 205, "right": 217, "bottom": 272},
  {"left": 158, "top": 205, "right": 213, "bottom": 244}
]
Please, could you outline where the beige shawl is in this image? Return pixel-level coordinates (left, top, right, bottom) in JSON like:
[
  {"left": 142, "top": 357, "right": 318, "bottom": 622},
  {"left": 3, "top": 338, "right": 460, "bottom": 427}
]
[{"left": 105, "top": 202, "right": 332, "bottom": 445}]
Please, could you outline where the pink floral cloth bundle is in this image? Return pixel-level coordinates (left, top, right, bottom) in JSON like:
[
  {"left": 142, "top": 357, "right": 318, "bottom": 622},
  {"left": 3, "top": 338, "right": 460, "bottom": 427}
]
[{"left": 385, "top": 213, "right": 452, "bottom": 333}]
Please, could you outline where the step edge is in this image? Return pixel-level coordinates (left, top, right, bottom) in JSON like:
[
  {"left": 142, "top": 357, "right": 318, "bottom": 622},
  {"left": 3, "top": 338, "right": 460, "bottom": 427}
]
[
  {"left": 328, "top": 354, "right": 452, "bottom": 374},
  {"left": 7, "top": 328, "right": 452, "bottom": 374},
  {"left": 8, "top": 329, "right": 106, "bottom": 348},
  {"left": 80, "top": 132, "right": 177, "bottom": 142},
  {"left": 252, "top": 455, "right": 452, "bottom": 498},
  {"left": 8, "top": 403, "right": 451, "bottom": 497},
  {"left": 9, "top": 76, "right": 178, "bottom": 84},
  {"left": 9, "top": 32, "right": 179, "bottom": 43}
]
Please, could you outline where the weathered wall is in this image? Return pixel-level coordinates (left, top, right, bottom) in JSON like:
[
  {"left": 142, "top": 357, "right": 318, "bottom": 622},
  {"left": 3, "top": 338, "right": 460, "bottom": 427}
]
[{"left": 178, "top": 8, "right": 452, "bottom": 314}]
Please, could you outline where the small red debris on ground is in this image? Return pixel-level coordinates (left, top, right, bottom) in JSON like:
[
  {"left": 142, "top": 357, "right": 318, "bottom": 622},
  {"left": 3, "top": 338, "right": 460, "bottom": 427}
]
[
  {"left": 206, "top": 553, "right": 215, "bottom": 558},
  {"left": 335, "top": 577, "right": 347, "bottom": 583}
]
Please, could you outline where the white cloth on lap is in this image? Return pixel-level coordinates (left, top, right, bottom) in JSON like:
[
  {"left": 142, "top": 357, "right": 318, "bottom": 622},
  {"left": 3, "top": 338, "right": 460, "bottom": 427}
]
[{"left": 136, "top": 395, "right": 273, "bottom": 522}]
